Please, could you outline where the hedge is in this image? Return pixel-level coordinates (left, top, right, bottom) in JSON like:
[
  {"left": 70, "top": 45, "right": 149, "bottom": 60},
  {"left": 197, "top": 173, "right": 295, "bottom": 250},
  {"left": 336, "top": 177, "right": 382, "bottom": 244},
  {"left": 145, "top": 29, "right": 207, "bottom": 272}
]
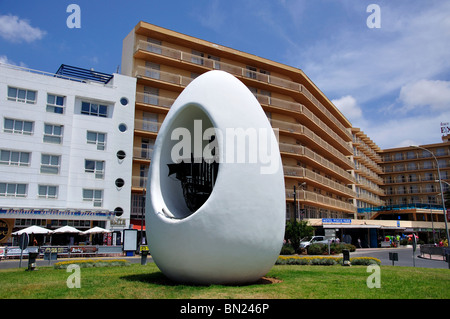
[
  {"left": 276, "top": 255, "right": 381, "bottom": 266},
  {"left": 307, "top": 243, "right": 356, "bottom": 255}
]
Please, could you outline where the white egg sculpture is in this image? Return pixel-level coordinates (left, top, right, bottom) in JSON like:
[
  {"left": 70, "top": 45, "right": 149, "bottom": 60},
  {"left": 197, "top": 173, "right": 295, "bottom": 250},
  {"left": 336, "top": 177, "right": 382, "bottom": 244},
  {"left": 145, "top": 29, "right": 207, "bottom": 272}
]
[{"left": 146, "top": 70, "right": 285, "bottom": 284}]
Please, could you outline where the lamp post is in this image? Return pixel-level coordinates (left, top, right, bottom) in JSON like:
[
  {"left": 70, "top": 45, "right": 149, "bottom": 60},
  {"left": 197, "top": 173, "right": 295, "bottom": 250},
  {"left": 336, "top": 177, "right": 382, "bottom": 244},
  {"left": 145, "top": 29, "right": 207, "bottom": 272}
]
[
  {"left": 293, "top": 186, "right": 297, "bottom": 221},
  {"left": 411, "top": 145, "right": 449, "bottom": 243}
]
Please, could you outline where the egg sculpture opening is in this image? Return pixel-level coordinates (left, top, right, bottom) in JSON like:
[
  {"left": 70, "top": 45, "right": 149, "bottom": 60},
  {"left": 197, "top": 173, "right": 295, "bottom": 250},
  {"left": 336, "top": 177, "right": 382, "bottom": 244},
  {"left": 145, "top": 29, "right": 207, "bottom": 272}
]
[{"left": 146, "top": 70, "right": 285, "bottom": 285}]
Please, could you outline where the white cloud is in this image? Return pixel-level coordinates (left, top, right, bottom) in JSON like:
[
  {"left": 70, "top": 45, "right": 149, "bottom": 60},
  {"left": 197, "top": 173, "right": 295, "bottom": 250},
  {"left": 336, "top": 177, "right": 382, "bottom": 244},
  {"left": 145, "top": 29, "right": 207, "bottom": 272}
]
[
  {"left": 284, "top": 2, "right": 450, "bottom": 105},
  {"left": 331, "top": 95, "right": 363, "bottom": 125},
  {"left": 0, "top": 55, "right": 26, "bottom": 67},
  {"left": 0, "top": 14, "right": 46, "bottom": 43},
  {"left": 399, "top": 80, "right": 450, "bottom": 112},
  {"left": 363, "top": 111, "right": 450, "bottom": 149}
]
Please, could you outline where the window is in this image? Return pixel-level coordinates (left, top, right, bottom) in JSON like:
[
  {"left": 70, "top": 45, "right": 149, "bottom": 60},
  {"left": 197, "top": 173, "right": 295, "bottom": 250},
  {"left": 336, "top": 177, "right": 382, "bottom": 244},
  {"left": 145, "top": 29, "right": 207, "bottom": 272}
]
[
  {"left": 191, "top": 50, "right": 204, "bottom": 65},
  {"left": 87, "top": 131, "right": 106, "bottom": 150},
  {"left": 83, "top": 189, "right": 103, "bottom": 207},
  {"left": 0, "top": 183, "right": 27, "bottom": 197},
  {"left": 38, "top": 185, "right": 58, "bottom": 199},
  {"left": 43, "top": 124, "right": 63, "bottom": 144},
  {"left": 207, "top": 55, "right": 220, "bottom": 69},
  {"left": 0, "top": 150, "right": 30, "bottom": 166},
  {"left": 246, "top": 66, "right": 257, "bottom": 79},
  {"left": 40, "top": 154, "right": 60, "bottom": 174},
  {"left": 147, "top": 37, "right": 162, "bottom": 54},
  {"left": 47, "top": 94, "right": 65, "bottom": 114},
  {"left": 7, "top": 87, "right": 36, "bottom": 104},
  {"left": 4, "top": 118, "right": 33, "bottom": 135},
  {"left": 141, "top": 138, "right": 155, "bottom": 160},
  {"left": 145, "top": 62, "right": 160, "bottom": 79},
  {"left": 81, "top": 101, "right": 108, "bottom": 117},
  {"left": 85, "top": 160, "right": 104, "bottom": 179},
  {"left": 143, "top": 87, "right": 159, "bottom": 105}
]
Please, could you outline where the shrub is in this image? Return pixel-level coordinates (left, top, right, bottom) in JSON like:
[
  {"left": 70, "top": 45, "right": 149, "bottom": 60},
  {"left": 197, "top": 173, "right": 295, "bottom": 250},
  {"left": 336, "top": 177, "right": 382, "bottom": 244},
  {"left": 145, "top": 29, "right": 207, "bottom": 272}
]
[
  {"left": 349, "top": 257, "right": 381, "bottom": 266},
  {"left": 307, "top": 243, "right": 327, "bottom": 255},
  {"left": 307, "top": 243, "right": 356, "bottom": 255},
  {"left": 280, "top": 244, "right": 295, "bottom": 255},
  {"left": 276, "top": 256, "right": 381, "bottom": 266}
]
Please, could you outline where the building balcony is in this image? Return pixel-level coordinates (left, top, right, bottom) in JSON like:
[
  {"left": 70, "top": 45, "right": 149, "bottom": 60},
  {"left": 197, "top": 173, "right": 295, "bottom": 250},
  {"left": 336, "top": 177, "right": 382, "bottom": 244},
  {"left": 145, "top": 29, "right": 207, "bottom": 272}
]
[
  {"left": 255, "top": 93, "right": 352, "bottom": 155},
  {"left": 354, "top": 163, "right": 384, "bottom": 184},
  {"left": 270, "top": 119, "right": 354, "bottom": 169},
  {"left": 135, "top": 92, "right": 175, "bottom": 111},
  {"left": 131, "top": 175, "right": 147, "bottom": 190},
  {"left": 355, "top": 178, "right": 385, "bottom": 196},
  {"left": 356, "top": 192, "right": 385, "bottom": 206},
  {"left": 134, "top": 65, "right": 193, "bottom": 90},
  {"left": 134, "top": 118, "right": 162, "bottom": 137},
  {"left": 283, "top": 165, "right": 356, "bottom": 198},
  {"left": 285, "top": 188, "right": 356, "bottom": 213},
  {"left": 133, "top": 147, "right": 153, "bottom": 162},
  {"left": 279, "top": 143, "right": 355, "bottom": 184},
  {"left": 352, "top": 136, "right": 382, "bottom": 162},
  {"left": 353, "top": 149, "right": 383, "bottom": 174},
  {"left": 134, "top": 39, "right": 352, "bottom": 141},
  {"left": 382, "top": 149, "right": 450, "bottom": 163}
]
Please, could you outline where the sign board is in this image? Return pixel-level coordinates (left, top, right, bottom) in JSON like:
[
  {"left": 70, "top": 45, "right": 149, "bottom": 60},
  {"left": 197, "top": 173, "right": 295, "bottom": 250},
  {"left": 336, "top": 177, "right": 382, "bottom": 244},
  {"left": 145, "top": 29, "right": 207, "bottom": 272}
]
[
  {"left": 322, "top": 218, "right": 351, "bottom": 224},
  {"left": 19, "top": 233, "right": 29, "bottom": 250},
  {"left": 441, "top": 122, "right": 449, "bottom": 135},
  {"left": 123, "top": 229, "right": 138, "bottom": 251},
  {"left": 324, "top": 229, "right": 336, "bottom": 239}
]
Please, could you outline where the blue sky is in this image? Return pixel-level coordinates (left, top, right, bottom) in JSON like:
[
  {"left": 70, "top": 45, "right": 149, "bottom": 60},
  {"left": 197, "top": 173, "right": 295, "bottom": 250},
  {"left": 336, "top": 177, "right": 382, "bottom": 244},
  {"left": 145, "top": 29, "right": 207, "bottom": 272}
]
[{"left": 1, "top": 0, "right": 449, "bottom": 149}]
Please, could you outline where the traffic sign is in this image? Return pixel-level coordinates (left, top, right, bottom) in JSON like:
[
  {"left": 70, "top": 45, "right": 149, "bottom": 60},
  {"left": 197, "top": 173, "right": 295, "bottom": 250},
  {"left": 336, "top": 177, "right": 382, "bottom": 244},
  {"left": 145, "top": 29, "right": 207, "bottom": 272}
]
[{"left": 19, "top": 233, "right": 29, "bottom": 250}]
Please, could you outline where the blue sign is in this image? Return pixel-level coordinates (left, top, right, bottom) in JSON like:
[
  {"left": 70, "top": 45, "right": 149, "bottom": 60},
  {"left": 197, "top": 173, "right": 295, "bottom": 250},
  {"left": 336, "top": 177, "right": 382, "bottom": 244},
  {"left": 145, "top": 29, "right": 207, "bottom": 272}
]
[{"left": 322, "top": 218, "right": 352, "bottom": 224}]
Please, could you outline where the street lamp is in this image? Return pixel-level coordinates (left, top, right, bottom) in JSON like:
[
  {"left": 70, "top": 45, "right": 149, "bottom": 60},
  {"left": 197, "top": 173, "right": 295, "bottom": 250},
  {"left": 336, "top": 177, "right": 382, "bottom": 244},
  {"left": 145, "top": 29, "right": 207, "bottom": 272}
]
[{"left": 411, "top": 145, "right": 449, "bottom": 243}]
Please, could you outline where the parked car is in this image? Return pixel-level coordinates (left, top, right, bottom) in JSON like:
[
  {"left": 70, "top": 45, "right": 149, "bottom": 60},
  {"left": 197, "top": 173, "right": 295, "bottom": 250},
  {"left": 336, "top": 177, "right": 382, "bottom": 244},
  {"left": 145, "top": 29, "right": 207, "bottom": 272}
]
[{"left": 299, "top": 236, "right": 332, "bottom": 248}]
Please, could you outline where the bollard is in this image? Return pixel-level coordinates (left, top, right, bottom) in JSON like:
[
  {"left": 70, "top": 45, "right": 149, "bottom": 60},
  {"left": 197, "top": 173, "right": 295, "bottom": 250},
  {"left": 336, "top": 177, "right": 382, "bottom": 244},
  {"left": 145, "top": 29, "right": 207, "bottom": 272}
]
[
  {"left": 140, "top": 245, "right": 149, "bottom": 265},
  {"left": 342, "top": 249, "right": 351, "bottom": 266},
  {"left": 141, "top": 250, "right": 148, "bottom": 265},
  {"left": 27, "top": 251, "right": 39, "bottom": 271}
]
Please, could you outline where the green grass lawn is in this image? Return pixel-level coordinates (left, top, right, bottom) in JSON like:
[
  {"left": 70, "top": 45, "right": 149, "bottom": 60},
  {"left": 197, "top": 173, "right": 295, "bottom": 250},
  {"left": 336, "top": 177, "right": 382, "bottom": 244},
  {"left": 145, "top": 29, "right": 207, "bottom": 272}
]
[{"left": 0, "top": 263, "right": 448, "bottom": 299}]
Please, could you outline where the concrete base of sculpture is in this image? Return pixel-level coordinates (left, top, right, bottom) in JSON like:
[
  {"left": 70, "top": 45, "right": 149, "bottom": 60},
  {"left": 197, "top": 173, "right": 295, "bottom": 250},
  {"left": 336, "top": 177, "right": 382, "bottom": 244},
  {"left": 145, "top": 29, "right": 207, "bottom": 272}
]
[{"left": 146, "top": 70, "right": 285, "bottom": 285}]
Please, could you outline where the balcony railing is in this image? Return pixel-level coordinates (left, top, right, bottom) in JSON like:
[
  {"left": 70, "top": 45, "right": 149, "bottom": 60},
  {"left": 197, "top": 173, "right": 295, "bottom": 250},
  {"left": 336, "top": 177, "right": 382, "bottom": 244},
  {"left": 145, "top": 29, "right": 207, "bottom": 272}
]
[
  {"left": 270, "top": 119, "right": 354, "bottom": 169},
  {"left": 356, "top": 192, "right": 385, "bottom": 206},
  {"left": 283, "top": 166, "right": 355, "bottom": 198},
  {"left": 279, "top": 143, "right": 355, "bottom": 183},
  {"left": 134, "top": 39, "right": 352, "bottom": 141},
  {"left": 256, "top": 94, "right": 352, "bottom": 155},
  {"left": 354, "top": 163, "right": 384, "bottom": 184},
  {"left": 135, "top": 65, "right": 193, "bottom": 87},
  {"left": 133, "top": 146, "right": 153, "bottom": 161},
  {"left": 132, "top": 175, "right": 147, "bottom": 189},
  {"left": 353, "top": 149, "right": 383, "bottom": 173},
  {"left": 134, "top": 119, "right": 163, "bottom": 134},
  {"left": 135, "top": 92, "right": 175, "bottom": 109},
  {"left": 285, "top": 188, "right": 356, "bottom": 213}
]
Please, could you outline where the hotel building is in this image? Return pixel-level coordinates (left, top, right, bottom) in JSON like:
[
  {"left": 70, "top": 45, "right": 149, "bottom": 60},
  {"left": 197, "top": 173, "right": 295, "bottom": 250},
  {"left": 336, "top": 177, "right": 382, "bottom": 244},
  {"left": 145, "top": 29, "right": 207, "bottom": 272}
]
[
  {"left": 351, "top": 127, "right": 385, "bottom": 217},
  {"left": 121, "top": 21, "right": 357, "bottom": 228},
  {"left": 377, "top": 136, "right": 450, "bottom": 224},
  {"left": 0, "top": 63, "right": 136, "bottom": 244}
]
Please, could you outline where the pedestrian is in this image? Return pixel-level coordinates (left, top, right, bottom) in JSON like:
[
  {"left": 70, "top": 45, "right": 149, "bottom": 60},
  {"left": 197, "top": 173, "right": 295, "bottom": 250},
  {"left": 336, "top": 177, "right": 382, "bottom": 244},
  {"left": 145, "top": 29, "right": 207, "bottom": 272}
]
[{"left": 357, "top": 238, "right": 362, "bottom": 248}]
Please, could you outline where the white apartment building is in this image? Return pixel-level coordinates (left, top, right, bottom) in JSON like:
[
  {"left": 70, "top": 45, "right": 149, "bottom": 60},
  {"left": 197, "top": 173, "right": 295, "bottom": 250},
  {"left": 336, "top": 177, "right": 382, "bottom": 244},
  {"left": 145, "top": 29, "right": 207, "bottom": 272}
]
[{"left": 0, "top": 63, "right": 136, "bottom": 244}]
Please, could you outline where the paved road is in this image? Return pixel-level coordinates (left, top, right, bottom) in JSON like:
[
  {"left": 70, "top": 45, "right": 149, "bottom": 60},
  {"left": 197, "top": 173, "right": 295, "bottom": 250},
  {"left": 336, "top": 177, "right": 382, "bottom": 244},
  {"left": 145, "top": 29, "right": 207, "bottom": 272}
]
[
  {"left": 1, "top": 247, "right": 449, "bottom": 270},
  {"left": 350, "top": 246, "right": 450, "bottom": 269}
]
